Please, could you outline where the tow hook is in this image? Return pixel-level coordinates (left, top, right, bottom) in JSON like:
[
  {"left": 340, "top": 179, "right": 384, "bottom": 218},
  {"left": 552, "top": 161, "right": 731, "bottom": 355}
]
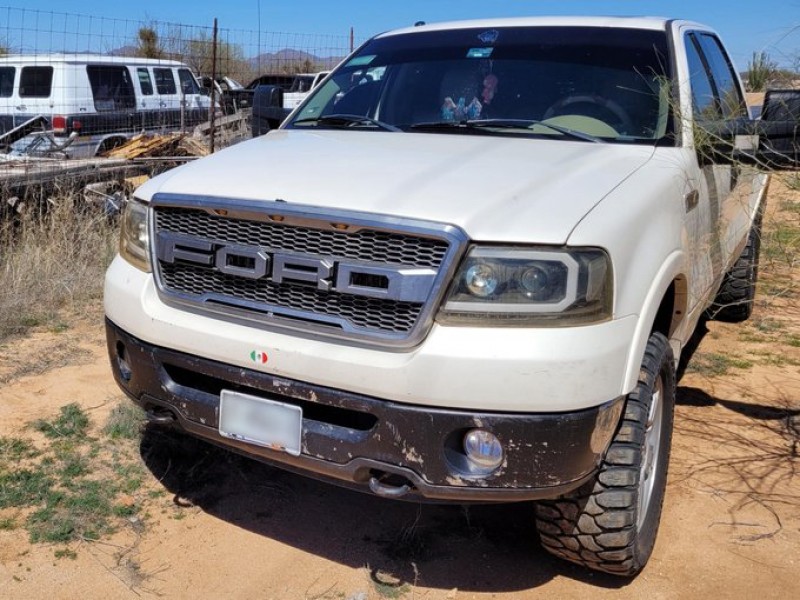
[
  {"left": 145, "top": 407, "right": 177, "bottom": 425},
  {"left": 368, "top": 475, "right": 412, "bottom": 498}
]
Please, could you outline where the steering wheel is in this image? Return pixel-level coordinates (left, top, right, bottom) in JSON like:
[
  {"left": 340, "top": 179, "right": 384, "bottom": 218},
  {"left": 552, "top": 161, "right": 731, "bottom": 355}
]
[{"left": 543, "top": 95, "right": 635, "bottom": 135}]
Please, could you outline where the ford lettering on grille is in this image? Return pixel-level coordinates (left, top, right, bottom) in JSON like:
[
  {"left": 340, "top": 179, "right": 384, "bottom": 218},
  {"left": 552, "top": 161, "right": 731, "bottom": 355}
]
[
  {"left": 150, "top": 197, "right": 467, "bottom": 347},
  {"left": 156, "top": 231, "right": 437, "bottom": 303}
]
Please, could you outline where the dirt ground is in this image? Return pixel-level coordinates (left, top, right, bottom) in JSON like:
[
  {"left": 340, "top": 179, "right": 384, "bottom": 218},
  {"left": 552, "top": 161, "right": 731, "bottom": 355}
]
[{"left": 1, "top": 181, "right": 799, "bottom": 599}]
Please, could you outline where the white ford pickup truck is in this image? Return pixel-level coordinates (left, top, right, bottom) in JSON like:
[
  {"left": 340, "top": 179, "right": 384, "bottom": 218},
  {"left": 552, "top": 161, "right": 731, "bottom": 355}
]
[{"left": 105, "top": 17, "right": 797, "bottom": 576}]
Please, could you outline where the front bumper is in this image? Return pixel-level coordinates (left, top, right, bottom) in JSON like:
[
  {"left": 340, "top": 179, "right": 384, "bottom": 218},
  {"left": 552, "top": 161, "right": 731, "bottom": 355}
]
[
  {"left": 107, "top": 318, "right": 624, "bottom": 502},
  {"left": 105, "top": 255, "right": 637, "bottom": 413}
]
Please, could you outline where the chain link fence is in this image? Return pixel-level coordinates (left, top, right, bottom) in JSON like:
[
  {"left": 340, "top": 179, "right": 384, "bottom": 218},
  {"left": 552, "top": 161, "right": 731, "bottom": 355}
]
[
  {"left": 0, "top": 5, "right": 361, "bottom": 202},
  {"left": 0, "top": 6, "right": 355, "bottom": 83}
]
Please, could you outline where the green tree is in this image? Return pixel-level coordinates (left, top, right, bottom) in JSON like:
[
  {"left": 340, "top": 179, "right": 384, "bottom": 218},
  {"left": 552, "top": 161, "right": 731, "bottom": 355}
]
[
  {"left": 136, "top": 26, "right": 163, "bottom": 59},
  {"left": 282, "top": 58, "right": 319, "bottom": 75},
  {"left": 745, "top": 51, "right": 778, "bottom": 92},
  {"left": 179, "top": 32, "right": 254, "bottom": 83}
]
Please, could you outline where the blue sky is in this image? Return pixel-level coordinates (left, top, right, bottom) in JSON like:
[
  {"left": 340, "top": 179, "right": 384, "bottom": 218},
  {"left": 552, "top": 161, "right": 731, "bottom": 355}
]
[{"left": 2, "top": 0, "right": 798, "bottom": 69}]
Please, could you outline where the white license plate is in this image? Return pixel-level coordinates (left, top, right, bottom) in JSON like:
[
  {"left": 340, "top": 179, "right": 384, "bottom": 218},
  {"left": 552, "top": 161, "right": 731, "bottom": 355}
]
[{"left": 219, "top": 390, "right": 303, "bottom": 456}]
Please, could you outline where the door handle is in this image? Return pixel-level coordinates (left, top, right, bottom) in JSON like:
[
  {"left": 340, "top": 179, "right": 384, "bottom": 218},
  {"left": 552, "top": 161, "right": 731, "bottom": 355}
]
[{"left": 685, "top": 189, "right": 700, "bottom": 213}]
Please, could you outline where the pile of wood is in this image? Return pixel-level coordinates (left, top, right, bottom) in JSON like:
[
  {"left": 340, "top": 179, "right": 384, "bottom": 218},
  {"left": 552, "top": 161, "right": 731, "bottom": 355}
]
[{"left": 103, "top": 134, "right": 210, "bottom": 159}]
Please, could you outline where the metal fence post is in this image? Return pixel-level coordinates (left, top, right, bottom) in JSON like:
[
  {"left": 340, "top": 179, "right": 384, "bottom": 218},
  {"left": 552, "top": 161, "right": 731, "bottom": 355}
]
[{"left": 210, "top": 17, "right": 218, "bottom": 153}]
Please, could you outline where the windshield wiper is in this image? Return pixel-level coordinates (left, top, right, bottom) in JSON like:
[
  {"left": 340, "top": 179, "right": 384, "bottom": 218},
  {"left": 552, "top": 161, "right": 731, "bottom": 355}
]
[
  {"left": 410, "top": 119, "right": 602, "bottom": 143},
  {"left": 293, "top": 114, "right": 401, "bottom": 132}
]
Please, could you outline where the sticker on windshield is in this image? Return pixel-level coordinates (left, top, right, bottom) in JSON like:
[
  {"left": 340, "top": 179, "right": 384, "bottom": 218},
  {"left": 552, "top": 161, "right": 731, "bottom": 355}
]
[
  {"left": 467, "top": 47, "right": 494, "bottom": 59},
  {"left": 478, "top": 29, "right": 500, "bottom": 44},
  {"left": 345, "top": 54, "right": 376, "bottom": 67}
]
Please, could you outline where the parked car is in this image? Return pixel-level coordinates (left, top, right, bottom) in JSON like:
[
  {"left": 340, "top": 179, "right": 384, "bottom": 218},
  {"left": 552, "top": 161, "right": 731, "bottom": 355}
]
[
  {"left": 0, "top": 54, "right": 211, "bottom": 158},
  {"left": 245, "top": 74, "right": 295, "bottom": 92},
  {"left": 251, "top": 71, "right": 329, "bottom": 135},
  {"left": 105, "top": 17, "right": 798, "bottom": 577},
  {"left": 199, "top": 75, "right": 253, "bottom": 114}
]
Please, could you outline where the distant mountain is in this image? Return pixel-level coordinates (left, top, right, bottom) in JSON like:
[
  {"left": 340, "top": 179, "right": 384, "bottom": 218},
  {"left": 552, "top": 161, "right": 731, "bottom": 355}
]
[
  {"left": 108, "top": 45, "right": 139, "bottom": 57},
  {"left": 249, "top": 49, "right": 343, "bottom": 73},
  {"left": 102, "top": 45, "right": 343, "bottom": 74}
]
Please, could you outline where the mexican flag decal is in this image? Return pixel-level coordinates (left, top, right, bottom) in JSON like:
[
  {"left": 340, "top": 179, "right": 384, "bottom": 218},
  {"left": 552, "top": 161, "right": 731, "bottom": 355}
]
[{"left": 250, "top": 350, "right": 269, "bottom": 365}]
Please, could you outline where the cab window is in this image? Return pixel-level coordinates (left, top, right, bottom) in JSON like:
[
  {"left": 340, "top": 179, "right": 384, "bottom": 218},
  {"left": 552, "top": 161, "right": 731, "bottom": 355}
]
[
  {"left": 686, "top": 32, "right": 748, "bottom": 123},
  {"left": 19, "top": 66, "right": 53, "bottom": 98},
  {"left": 685, "top": 35, "right": 718, "bottom": 121},
  {"left": 694, "top": 33, "right": 747, "bottom": 119},
  {"left": 154, "top": 68, "right": 177, "bottom": 95},
  {"left": 87, "top": 65, "right": 136, "bottom": 111},
  {"left": 137, "top": 68, "right": 154, "bottom": 95},
  {"left": 178, "top": 69, "right": 200, "bottom": 95},
  {"left": 0, "top": 67, "right": 14, "bottom": 97}
]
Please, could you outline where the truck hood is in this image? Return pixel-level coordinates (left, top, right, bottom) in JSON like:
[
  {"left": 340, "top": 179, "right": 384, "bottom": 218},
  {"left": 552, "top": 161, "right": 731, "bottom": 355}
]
[{"left": 138, "top": 130, "right": 656, "bottom": 244}]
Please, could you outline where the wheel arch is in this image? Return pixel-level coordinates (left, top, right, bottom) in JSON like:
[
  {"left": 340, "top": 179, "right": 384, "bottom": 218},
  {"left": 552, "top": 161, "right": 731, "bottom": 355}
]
[{"left": 622, "top": 251, "right": 688, "bottom": 395}]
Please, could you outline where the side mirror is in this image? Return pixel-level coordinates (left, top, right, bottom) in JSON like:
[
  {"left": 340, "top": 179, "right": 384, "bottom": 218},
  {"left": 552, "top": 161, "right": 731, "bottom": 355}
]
[
  {"left": 251, "top": 85, "right": 286, "bottom": 137},
  {"left": 756, "top": 90, "right": 800, "bottom": 169},
  {"left": 697, "top": 101, "right": 800, "bottom": 171},
  {"left": 756, "top": 119, "right": 800, "bottom": 168},
  {"left": 253, "top": 84, "right": 283, "bottom": 109}
]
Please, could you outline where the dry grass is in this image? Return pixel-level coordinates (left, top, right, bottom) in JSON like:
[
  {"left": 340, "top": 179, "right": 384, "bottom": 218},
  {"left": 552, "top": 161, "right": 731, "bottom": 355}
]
[{"left": 0, "top": 192, "right": 118, "bottom": 340}]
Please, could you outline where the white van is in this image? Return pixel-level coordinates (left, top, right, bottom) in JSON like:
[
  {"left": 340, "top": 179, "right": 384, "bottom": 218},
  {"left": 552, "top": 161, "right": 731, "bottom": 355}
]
[{"left": 0, "top": 54, "right": 211, "bottom": 158}]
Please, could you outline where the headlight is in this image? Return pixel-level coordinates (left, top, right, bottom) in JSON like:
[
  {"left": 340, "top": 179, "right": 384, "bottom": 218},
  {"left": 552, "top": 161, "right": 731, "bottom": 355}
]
[
  {"left": 438, "top": 246, "right": 612, "bottom": 326},
  {"left": 119, "top": 197, "right": 151, "bottom": 272}
]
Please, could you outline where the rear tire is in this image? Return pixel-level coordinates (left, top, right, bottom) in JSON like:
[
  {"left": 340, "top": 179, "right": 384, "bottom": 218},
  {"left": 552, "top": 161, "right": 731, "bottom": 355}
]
[
  {"left": 535, "top": 332, "right": 675, "bottom": 576},
  {"left": 708, "top": 208, "right": 764, "bottom": 322}
]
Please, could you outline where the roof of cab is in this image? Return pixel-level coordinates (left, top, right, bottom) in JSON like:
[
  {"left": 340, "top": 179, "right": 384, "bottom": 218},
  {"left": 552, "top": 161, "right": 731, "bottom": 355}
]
[
  {"left": 0, "top": 53, "right": 188, "bottom": 67},
  {"left": 377, "top": 16, "right": 698, "bottom": 38}
]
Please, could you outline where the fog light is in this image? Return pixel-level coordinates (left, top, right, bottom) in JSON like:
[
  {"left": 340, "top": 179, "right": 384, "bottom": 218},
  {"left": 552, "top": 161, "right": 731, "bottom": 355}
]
[{"left": 464, "top": 429, "right": 504, "bottom": 470}]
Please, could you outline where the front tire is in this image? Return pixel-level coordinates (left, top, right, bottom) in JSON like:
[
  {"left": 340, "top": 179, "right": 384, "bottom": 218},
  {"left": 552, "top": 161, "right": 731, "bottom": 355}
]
[{"left": 535, "top": 332, "right": 675, "bottom": 576}]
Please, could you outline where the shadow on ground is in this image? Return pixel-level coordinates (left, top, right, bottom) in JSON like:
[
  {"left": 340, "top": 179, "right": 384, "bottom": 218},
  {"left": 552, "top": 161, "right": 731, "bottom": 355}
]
[
  {"left": 675, "top": 315, "right": 799, "bottom": 454},
  {"left": 670, "top": 316, "right": 800, "bottom": 543},
  {"left": 135, "top": 317, "right": 800, "bottom": 592},
  {"left": 139, "top": 426, "right": 630, "bottom": 594}
]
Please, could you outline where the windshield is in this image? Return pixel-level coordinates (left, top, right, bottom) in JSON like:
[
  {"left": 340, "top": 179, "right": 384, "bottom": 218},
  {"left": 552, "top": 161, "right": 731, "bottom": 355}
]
[{"left": 287, "top": 26, "right": 674, "bottom": 144}]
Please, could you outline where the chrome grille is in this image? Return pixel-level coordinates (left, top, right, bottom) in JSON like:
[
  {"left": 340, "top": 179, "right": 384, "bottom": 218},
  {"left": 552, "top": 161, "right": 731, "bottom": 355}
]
[
  {"left": 151, "top": 197, "right": 466, "bottom": 347},
  {"left": 156, "top": 208, "right": 449, "bottom": 268},
  {"left": 160, "top": 263, "right": 422, "bottom": 333}
]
